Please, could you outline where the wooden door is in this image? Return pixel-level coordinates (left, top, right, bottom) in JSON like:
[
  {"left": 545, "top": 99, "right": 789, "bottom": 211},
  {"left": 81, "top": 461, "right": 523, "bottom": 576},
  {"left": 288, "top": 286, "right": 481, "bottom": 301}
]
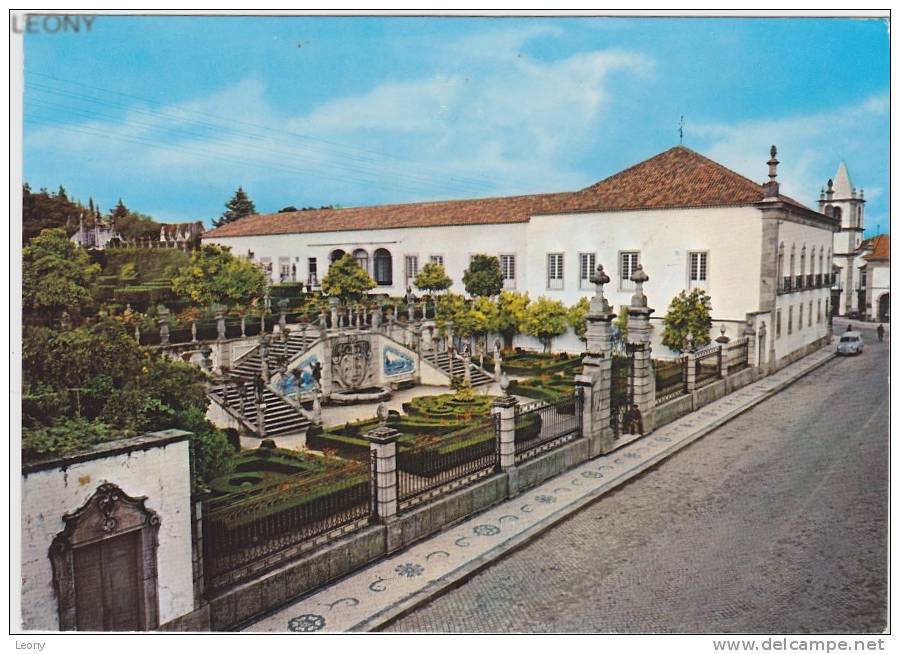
[{"left": 73, "top": 530, "right": 142, "bottom": 630}]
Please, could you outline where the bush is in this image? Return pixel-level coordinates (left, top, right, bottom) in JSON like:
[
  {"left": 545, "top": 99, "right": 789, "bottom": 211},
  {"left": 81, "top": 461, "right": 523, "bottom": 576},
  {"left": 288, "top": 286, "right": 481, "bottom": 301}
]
[{"left": 22, "top": 417, "right": 121, "bottom": 462}]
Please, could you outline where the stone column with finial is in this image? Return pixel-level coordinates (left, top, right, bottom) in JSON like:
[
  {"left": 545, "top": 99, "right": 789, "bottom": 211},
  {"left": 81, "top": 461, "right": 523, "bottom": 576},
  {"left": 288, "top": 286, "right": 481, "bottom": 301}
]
[
  {"left": 626, "top": 264, "right": 655, "bottom": 427},
  {"left": 574, "top": 264, "right": 616, "bottom": 457},
  {"left": 366, "top": 402, "right": 399, "bottom": 528},
  {"left": 493, "top": 338, "right": 503, "bottom": 380},
  {"left": 462, "top": 344, "right": 472, "bottom": 385},
  {"left": 757, "top": 321, "right": 768, "bottom": 372},
  {"left": 715, "top": 324, "right": 730, "bottom": 377},
  {"left": 258, "top": 334, "right": 270, "bottom": 383},
  {"left": 278, "top": 299, "right": 288, "bottom": 334},
  {"left": 492, "top": 372, "right": 520, "bottom": 495},
  {"left": 329, "top": 297, "right": 339, "bottom": 332},
  {"left": 158, "top": 306, "right": 171, "bottom": 345},
  {"left": 742, "top": 317, "right": 757, "bottom": 369},
  {"left": 684, "top": 331, "right": 697, "bottom": 393}
]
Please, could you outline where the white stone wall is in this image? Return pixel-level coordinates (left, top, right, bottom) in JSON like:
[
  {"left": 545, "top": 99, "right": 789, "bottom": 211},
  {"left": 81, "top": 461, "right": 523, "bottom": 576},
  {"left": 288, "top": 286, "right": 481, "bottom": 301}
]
[
  {"left": 20, "top": 438, "right": 194, "bottom": 630},
  {"left": 523, "top": 206, "right": 763, "bottom": 319}
]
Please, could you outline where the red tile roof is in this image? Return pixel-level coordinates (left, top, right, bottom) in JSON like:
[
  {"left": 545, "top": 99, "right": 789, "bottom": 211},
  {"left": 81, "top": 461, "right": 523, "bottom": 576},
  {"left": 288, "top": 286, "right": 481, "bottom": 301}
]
[
  {"left": 863, "top": 234, "right": 890, "bottom": 261},
  {"left": 204, "top": 146, "right": 815, "bottom": 238}
]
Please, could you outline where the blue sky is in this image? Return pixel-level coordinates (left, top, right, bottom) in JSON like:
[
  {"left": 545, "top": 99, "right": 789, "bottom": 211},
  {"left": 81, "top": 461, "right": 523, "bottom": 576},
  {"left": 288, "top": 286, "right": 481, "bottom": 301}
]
[{"left": 23, "top": 15, "right": 889, "bottom": 235}]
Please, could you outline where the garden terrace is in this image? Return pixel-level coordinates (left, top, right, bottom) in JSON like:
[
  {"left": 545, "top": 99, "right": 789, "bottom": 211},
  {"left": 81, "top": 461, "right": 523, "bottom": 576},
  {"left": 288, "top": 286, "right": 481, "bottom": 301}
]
[{"left": 485, "top": 350, "right": 584, "bottom": 377}]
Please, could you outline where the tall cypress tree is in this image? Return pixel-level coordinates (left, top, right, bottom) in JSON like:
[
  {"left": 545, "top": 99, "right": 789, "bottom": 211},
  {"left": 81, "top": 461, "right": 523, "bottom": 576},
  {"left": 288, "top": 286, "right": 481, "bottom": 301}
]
[{"left": 213, "top": 187, "right": 257, "bottom": 227}]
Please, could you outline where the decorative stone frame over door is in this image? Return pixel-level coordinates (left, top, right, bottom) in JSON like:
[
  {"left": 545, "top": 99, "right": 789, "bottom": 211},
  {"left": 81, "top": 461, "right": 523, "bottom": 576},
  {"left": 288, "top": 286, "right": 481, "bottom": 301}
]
[{"left": 49, "top": 483, "right": 161, "bottom": 631}]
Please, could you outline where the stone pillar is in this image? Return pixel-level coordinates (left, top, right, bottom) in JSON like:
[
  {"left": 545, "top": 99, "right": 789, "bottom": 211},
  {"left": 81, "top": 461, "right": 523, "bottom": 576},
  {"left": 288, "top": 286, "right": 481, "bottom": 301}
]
[
  {"left": 216, "top": 309, "right": 226, "bottom": 341},
  {"left": 684, "top": 333, "right": 697, "bottom": 393},
  {"left": 626, "top": 265, "right": 655, "bottom": 422},
  {"left": 254, "top": 375, "right": 267, "bottom": 438},
  {"left": 462, "top": 349, "right": 472, "bottom": 385},
  {"left": 329, "top": 298, "right": 339, "bottom": 332},
  {"left": 372, "top": 307, "right": 382, "bottom": 331},
  {"left": 258, "top": 335, "right": 270, "bottom": 383},
  {"left": 134, "top": 324, "right": 141, "bottom": 342},
  {"left": 240, "top": 315, "right": 246, "bottom": 338},
  {"left": 158, "top": 310, "right": 170, "bottom": 346},
  {"left": 366, "top": 423, "right": 399, "bottom": 523},
  {"left": 191, "top": 321, "right": 198, "bottom": 344},
  {"left": 493, "top": 340, "right": 503, "bottom": 380},
  {"left": 492, "top": 388, "right": 519, "bottom": 495},
  {"left": 574, "top": 264, "right": 616, "bottom": 457},
  {"left": 278, "top": 299, "right": 288, "bottom": 334},
  {"left": 758, "top": 321, "right": 769, "bottom": 372}
]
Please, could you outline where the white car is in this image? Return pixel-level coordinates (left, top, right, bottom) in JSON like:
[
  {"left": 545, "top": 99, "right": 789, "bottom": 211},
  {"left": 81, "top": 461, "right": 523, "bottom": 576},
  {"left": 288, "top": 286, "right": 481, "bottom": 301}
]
[{"left": 837, "top": 331, "right": 864, "bottom": 356}]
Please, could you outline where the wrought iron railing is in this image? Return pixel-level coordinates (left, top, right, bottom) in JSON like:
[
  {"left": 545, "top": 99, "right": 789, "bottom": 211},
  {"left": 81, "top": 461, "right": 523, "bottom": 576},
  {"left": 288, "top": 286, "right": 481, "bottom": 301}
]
[
  {"left": 795, "top": 274, "right": 804, "bottom": 289},
  {"left": 807, "top": 274, "right": 815, "bottom": 288},
  {"left": 202, "top": 464, "right": 371, "bottom": 593},
  {"left": 397, "top": 414, "right": 500, "bottom": 512},
  {"left": 693, "top": 345, "right": 722, "bottom": 389},
  {"left": 726, "top": 338, "right": 750, "bottom": 373},
  {"left": 654, "top": 356, "right": 688, "bottom": 405},
  {"left": 514, "top": 389, "right": 582, "bottom": 464}
]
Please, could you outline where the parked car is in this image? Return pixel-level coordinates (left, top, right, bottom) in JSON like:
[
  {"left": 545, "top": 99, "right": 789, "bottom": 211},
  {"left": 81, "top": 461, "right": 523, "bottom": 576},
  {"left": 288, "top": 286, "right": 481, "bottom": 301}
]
[{"left": 837, "top": 331, "right": 864, "bottom": 356}]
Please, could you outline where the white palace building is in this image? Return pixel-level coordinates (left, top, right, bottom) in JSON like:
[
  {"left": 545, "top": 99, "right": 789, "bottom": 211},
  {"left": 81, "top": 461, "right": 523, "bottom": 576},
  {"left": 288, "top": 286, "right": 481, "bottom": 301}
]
[{"left": 204, "top": 146, "right": 841, "bottom": 368}]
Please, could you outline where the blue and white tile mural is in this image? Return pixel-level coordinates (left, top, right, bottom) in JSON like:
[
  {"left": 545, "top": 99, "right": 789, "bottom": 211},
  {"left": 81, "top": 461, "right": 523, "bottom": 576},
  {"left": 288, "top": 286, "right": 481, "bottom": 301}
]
[
  {"left": 282, "top": 355, "right": 319, "bottom": 394},
  {"left": 383, "top": 346, "right": 415, "bottom": 376}
]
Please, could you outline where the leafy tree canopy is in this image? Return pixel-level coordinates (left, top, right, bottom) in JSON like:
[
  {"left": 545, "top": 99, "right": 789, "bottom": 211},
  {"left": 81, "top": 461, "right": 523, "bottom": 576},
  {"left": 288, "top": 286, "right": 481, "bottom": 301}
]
[
  {"left": 23, "top": 228, "right": 99, "bottom": 324},
  {"left": 414, "top": 262, "right": 452, "bottom": 295},
  {"left": 662, "top": 289, "right": 713, "bottom": 353},
  {"left": 213, "top": 186, "right": 257, "bottom": 227},
  {"left": 462, "top": 254, "right": 503, "bottom": 298},
  {"left": 22, "top": 184, "right": 84, "bottom": 243},
  {"left": 568, "top": 296, "right": 590, "bottom": 342},
  {"left": 321, "top": 254, "right": 376, "bottom": 303},
  {"left": 614, "top": 305, "right": 629, "bottom": 342},
  {"left": 496, "top": 291, "right": 530, "bottom": 348},
  {"left": 523, "top": 296, "right": 569, "bottom": 353},
  {"left": 172, "top": 244, "right": 268, "bottom": 309}
]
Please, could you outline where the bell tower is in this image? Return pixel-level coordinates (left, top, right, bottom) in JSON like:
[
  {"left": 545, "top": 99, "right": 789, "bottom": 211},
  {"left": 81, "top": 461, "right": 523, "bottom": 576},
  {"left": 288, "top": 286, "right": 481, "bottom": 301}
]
[{"left": 819, "top": 161, "right": 865, "bottom": 256}]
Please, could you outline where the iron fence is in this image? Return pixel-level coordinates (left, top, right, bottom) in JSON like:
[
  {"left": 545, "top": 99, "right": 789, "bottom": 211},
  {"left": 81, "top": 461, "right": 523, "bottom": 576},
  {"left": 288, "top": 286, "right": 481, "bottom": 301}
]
[
  {"left": 202, "top": 464, "right": 371, "bottom": 593},
  {"left": 693, "top": 345, "right": 722, "bottom": 389},
  {"left": 726, "top": 338, "right": 750, "bottom": 373},
  {"left": 514, "top": 389, "right": 582, "bottom": 463},
  {"left": 654, "top": 356, "right": 688, "bottom": 405},
  {"left": 397, "top": 414, "right": 500, "bottom": 512},
  {"left": 610, "top": 347, "right": 636, "bottom": 438}
]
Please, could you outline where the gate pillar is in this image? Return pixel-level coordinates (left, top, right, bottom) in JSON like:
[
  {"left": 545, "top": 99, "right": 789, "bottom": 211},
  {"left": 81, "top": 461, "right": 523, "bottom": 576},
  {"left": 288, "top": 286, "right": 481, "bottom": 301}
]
[
  {"left": 626, "top": 265, "right": 655, "bottom": 431},
  {"left": 574, "top": 264, "right": 616, "bottom": 457}
]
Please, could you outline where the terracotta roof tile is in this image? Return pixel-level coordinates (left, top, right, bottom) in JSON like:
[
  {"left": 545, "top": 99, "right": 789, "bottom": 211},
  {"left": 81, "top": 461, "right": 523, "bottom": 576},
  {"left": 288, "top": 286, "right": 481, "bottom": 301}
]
[
  {"left": 863, "top": 234, "right": 890, "bottom": 261},
  {"left": 205, "top": 146, "right": 815, "bottom": 238}
]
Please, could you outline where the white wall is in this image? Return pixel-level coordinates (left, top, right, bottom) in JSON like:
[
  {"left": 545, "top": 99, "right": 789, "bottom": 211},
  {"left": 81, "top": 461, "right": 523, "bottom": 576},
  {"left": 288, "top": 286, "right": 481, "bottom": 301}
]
[
  {"left": 523, "top": 206, "right": 763, "bottom": 321},
  {"left": 21, "top": 437, "right": 194, "bottom": 630}
]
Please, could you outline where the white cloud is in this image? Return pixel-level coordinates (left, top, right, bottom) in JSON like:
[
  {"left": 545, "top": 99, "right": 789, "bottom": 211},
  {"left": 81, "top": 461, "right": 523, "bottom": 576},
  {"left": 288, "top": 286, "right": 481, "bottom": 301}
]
[
  {"left": 691, "top": 93, "right": 889, "bottom": 209},
  {"left": 26, "top": 27, "right": 654, "bottom": 213}
]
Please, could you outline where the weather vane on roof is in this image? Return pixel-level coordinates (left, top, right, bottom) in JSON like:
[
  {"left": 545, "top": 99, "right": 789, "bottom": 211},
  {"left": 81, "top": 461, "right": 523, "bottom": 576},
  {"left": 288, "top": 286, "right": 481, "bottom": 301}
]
[{"left": 679, "top": 115, "right": 685, "bottom": 145}]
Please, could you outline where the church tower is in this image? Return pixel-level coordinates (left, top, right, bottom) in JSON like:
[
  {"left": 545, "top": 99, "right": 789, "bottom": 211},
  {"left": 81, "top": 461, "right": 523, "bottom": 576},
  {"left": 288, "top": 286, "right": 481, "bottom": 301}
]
[{"left": 819, "top": 162, "right": 865, "bottom": 256}]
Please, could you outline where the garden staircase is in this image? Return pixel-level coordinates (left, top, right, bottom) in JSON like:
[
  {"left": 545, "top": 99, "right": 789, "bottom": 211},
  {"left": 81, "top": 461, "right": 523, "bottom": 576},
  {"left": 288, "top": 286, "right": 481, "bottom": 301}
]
[
  {"left": 229, "top": 330, "right": 319, "bottom": 381},
  {"left": 208, "top": 383, "right": 311, "bottom": 438},
  {"left": 429, "top": 350, "right": 494, "bottom": 387}
]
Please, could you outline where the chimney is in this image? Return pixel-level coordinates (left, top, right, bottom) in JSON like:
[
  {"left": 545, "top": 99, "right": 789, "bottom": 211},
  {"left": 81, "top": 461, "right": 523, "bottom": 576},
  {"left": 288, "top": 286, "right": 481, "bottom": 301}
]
[{"left": 764, "top": 145, "right": 780, "bottom": 199}]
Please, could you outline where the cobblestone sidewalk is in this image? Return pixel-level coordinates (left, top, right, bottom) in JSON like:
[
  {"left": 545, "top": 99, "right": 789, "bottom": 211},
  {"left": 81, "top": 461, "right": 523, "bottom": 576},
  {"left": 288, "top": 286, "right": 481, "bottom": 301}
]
[{"left": 244, "top": 345, "right": 835, "bottom": 633}]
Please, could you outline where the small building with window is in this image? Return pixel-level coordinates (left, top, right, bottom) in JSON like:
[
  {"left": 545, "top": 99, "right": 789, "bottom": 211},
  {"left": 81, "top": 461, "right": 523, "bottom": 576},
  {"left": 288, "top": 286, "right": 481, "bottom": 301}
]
[{"left": 204, "top": 145, "right": 839, "bottom": 368}]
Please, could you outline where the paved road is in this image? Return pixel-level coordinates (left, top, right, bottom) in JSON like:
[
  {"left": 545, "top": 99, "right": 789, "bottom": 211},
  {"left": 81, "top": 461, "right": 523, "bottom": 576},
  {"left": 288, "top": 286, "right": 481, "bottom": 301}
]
[{"left": 387, "top": 338, "right": 889, "bottom": 633}]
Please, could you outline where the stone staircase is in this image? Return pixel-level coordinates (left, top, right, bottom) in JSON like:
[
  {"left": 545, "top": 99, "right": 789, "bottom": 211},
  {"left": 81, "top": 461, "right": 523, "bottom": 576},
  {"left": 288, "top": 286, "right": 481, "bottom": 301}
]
[
  {"left": 208, "top": 383, "right": 311, "bottom": 438},
  {"left": 429, "top": 350, "right": 494, "bottom": 386},
  {"left": 229, "top": 330, "right": 319, "bottom": 381}
]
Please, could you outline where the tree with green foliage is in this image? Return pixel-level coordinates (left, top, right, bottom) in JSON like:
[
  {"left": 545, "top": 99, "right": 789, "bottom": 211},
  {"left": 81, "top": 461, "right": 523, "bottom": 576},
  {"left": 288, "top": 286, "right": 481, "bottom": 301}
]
[
  {"left": 614, "top": 305, "right": 629, "bottom": 341},
  {"left": 22, "top": 319, "right": 234, "bottom": 488},
  {"left": 213, "top": 186, "right": 257, "bottom": 227},
  {"left": 662, "top": 289, "right": 713, "bottom": 353},
  {"left": 414, "top": 262, "right": 452, "bottom": 296},
  {"left": 115, "top": 210, "right": 161, "bottom": 242},
  {"left": 496, "top": 290, "right": 530, "bottom": 349},
  {"left": 321, "top": 254, "right": 376, "bottom": 304},
  {"left": 524, "top": 296, "right": 569, "bottom": 353},
  {"left": 568, "top": 296, "right": 590, "bottom": 344},
  {"left": 434, "top": 292, "right": 467, "bottom": 334},
  {"left": 22, "top": 184, "right": 84, "bottom": 243},
  {"left": 172, "top": 244, "right": 267, "bottom": 308},
  {"left": 23, "top": 228, "right": 99, "bottom": 325},
  {"left": 462, "top": 254, "right": 503, "bottom": 298},
  {"left": 455, "top": 296, "right": 499, "bottom": 352}
]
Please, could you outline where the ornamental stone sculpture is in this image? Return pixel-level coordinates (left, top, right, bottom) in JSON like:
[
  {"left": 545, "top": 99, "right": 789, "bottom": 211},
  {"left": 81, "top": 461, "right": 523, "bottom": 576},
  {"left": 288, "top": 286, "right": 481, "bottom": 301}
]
[
  {"left": 589, "top": 264, "right": 611, "bottom": 314},
  {"left": 630, "top": 264, "right": 649, "bottom": 308}
]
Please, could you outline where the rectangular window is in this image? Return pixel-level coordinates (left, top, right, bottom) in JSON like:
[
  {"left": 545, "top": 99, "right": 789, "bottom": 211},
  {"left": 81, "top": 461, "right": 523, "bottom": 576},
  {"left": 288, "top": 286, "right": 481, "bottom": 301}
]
[
  {"left": 547, "top": 253, "right": 564, "bottom": 290},
  {"left": 500, "top": 254, "right": 516, "bottom": 290},
  {"left": 798, "top": 304, "right": 803, "bottom": 331},
  {"left": 776, "top": 309, "right": 782, "bottom": 338},
  {"left": 405, "top": 255, "right": 419, "bottom": 285},
  {"left": 809, "top": 301, "right": 813, "bottom": 327},
  {"left": 279, "top": 257, "right": 291, "bottom": 283},
  {"left": 429, "top": 255, "right": 444, "bottom": 266},
  {"left": 579, "top": 253, "right": 596, "bottom": 289},
  {"left": 620, "top": 251, "right": 640, "bottom": 291},
  {"left": 817, "top": 299, "right": 822, "bottom": 323},
  {"left": 788, "top": 306, "right": 793, "bottom": 335},
  {"left": 307, "top": 257, "right": 318, "bottom": 286},
  {"left": 259, "top": 257, "right": 273, "bottom": 279},
  {"left": 689, "top": 251, "right": 709, "bottom": 290}
]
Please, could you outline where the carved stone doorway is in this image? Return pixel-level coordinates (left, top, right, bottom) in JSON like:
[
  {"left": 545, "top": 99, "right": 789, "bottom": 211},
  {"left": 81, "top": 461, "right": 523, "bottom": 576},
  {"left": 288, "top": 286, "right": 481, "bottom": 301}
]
[{"left": 50, "top": 483, "right": 160, "bottom": 631}]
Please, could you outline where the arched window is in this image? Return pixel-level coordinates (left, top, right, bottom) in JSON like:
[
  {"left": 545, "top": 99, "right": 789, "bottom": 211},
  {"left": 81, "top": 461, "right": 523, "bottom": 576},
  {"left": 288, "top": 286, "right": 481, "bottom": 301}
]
[
  {"left": 330, "top": 249, "right": 346, "bottom": 263},
  {"left": 790, "top": 245, "right": 796, "bottom": 277},
  {"left": 374, "top": 248, "right": 393, "bottom": 286},
  {"left": 353, "top": 248, "right": 369, "bottom": 273},
  {"left": 818, "top": 248, "right": 824, "bottom": 281},
  {"left": 800, "top": 246, "right": 806, "bottom": 276},
  {"left": 833, "top": 206, "right": 842, "bottom": 222}
]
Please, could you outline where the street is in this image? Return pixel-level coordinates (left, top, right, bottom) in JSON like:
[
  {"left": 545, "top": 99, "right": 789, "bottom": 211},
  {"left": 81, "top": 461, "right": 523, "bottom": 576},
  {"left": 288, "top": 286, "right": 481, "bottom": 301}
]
[{"left": 387, "top": 335, "right": 889, "bottom": 633}]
